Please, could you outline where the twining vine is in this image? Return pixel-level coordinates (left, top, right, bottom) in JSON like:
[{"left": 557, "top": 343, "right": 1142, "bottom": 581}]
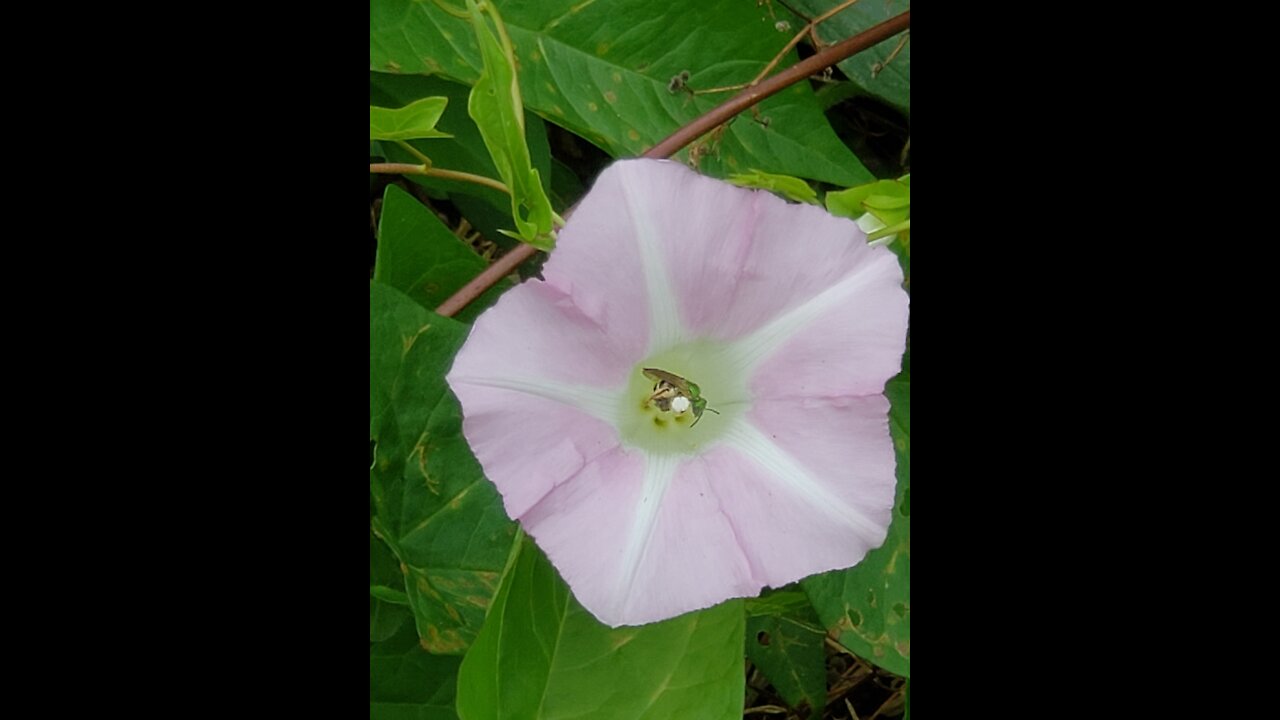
[{"left": 409, "top": 8, "right": 912, "bottom": 318}]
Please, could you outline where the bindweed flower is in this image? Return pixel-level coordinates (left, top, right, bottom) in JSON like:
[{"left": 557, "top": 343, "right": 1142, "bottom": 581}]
[{"left": 447, "top": 159, "right": 909, "bottom": 627}]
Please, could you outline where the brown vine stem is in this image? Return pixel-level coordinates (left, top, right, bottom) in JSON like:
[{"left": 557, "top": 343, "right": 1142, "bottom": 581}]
[
  {"left": 434, "top": 8, "right": 910, "bottom": 318},
  {"left": 693, "top": 0, "right": 863, "bottom": 96},
  {"left": 647, "top": 9, "right": 908, "bottom": 158},
  {"left": 369, "top": 163, "right": 511, "bottom": 195}
]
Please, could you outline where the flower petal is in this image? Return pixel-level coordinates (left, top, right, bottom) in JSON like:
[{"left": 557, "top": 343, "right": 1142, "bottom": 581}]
[
  {"left": 744, "top": 395, "right": 897, "bottom": 539},
  {"left": 516, "top": 446, "right": 647, "bottom": 623},
  {"left": 521, "top": 449, "right": 758, "bottom": 627},
  {"left": 606, "top": 159, "right": 891, "bottom": 345},
  {"left": 739, "top": 250, "right": 908, "bottom": 399},
  {"left": 520, "top": 395, "right": 897, "bottom": 626},
  {"left": 604, "top": 160, "right": 735, "bottom": 351},
  {"left": 536, "top": 165, "right": 655, "bottom": 359},
  {"left": 702, "top": 396, "right": 897, "bottom": 587},
  {"left": 446, "top": 384, "right": 621, "bottom": 520},
  {"left": 448, "top": 158, "right": 909, "bottom": 630},
  {"left": 448, "top": 280, "right": 639, "bottom": 389}
]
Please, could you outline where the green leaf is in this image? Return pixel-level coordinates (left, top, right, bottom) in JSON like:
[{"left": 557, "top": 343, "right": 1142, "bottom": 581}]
[
  {"left": 370, "top": 72, "right": 552, "bottom": 252},
  {"left": 372, "top": 585, "right": 412, "bottom": 606},
  {"left": 373, "top": 183, "right": 508, "bottom": 322},
  {"left": 372, "top": 528, "right": 413, "bottom": 643},
  {"left": 371, "top": 97, "right": 453, "bottom": 140},
  {"left": 456, "top": 537, "right": 746, "bottom": 720},
  {"left": 369, "top": 282, "right": 431, "bottom": 435},
  {"left": 370, "top": 283, "right": 518, "bottom": 654},
  {"left": 894, "top": 238, "right": 909, "bottom": 291},
  {"left": 863, "top": 194, "right": 910, "bottom": 211},
  {"left": 548, "top": 157, "right": 584, "bottom": 212},
  {"left": 371, "top": 620, "right": 463, "bottom": 720},
  {"left": 371, "top": 0, "right": 872, "bottom": 186},
  {"left": 825, "top": 179, "right": 910, "bottom": 229},
  {"left": 727, "top": 169, "right": 818, "bottom": 204},
  {"left": 825, "top": 186, "right": 871, "bottom": 220},
  {"left": 465, "top": 0, "right": 556, "bottom": 250},
  {"left": 786, "top": 0, "right": 911, "bottom": 113},
  {"left": 744, "top": 589, "right": 812, "bottom": 618},
  {"left": 867, "top": 219, "right": 910, "bottom": 243},
  {"left": 746, "top": 602, "right": 827, "bottom": 713},
  {"left": 803, "top": 350, "right": 910, "bottom": 677}
]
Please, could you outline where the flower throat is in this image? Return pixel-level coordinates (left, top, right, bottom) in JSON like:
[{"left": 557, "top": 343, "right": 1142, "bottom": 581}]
[{"left": 616, "top": 341, "right": 747, "bottom": 456}]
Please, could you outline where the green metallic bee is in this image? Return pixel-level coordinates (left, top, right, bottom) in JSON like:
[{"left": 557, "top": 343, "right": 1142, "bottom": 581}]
[{"left": 643, "top": 368, "right": 721, "bottom": 426}]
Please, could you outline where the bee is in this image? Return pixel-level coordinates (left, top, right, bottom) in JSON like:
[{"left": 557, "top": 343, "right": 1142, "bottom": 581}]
[{"left": 643, "top": 368, "right": 721, "bottom": 426}]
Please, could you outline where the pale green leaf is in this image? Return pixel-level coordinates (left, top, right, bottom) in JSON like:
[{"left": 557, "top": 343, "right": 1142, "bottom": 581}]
[
  {"left": 727, "top": 169, "right": 818, "bottom": 204},
  {"left": 863, "top": 194, "right": 910, "bottom": 211},
  {"left": 371, "top": 97, "right": 453, "bottom": 140},
  {"left": 465, "top": 0, "right": 556, "bottom": 250},
  {"left": 825, "top": 178, "right": 910, "bottom": 228},
  {"left": 370, "top": 72, "right": 553, "bottom": 254}
]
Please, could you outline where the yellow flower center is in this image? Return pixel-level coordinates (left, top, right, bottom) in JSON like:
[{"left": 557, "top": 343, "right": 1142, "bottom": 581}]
[{"left": 615, "top": 339, "right": 747, "bottom": 455}]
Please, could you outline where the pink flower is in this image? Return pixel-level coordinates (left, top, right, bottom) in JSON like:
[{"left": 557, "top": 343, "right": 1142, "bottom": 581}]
[{"left": 447, "top": 159, "right": 909, "bottom": 627}]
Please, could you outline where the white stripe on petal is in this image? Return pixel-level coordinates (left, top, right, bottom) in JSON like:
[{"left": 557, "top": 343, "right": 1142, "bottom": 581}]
[
  {"left": 618, "top": 164, "right": 685, "bottom": 353},
  {"left": 449, "top": 376, "right": 621, "bottom": 425},
  {"left": 722, "top": 422, "right": 885, "bottom": 546},
  {"left": 721, "top": 268, "right": 879, "bottom": 373},
  {"left": 617, "top": 452, "right": 678, "bottom": 614}
]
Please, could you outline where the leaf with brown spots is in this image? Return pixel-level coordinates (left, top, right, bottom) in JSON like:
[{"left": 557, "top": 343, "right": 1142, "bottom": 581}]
[
  {"left": 371, "top": 528, "right": 412, "bottom": 643},
  {"left": 371, "top": 620, "right": 463, "bottom": 719},
  {"left": 371, "top": 283, "right": 518, "bottom": 654},
  {"left": 746, "top": 597, "right": 827, "bottom": 714},
  {"left": 803, "top": 351, "right": 910, "bottom": 678},
  {"left": 370, "top": 0, "right": 872, "bottom": 186}
]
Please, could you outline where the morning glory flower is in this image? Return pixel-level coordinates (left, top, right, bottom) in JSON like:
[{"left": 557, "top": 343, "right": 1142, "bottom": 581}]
[{"left": 446, "top": 159, "right": 909, "bottom": 627}]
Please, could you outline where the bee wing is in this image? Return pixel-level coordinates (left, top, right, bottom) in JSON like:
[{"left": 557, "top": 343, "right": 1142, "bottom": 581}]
[{"left": 642, "top": 368, "right": 690, "bottom": 392}]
